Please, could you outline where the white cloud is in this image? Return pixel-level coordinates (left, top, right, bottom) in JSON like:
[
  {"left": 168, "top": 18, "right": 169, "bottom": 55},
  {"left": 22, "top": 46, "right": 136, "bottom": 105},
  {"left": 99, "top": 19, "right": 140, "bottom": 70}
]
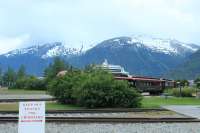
[
  {"left": 0, "top": 34, "right": 30, "bottom": 54},
  {"left": 0, "top": 0, "right": 199, "bottom": 53}
]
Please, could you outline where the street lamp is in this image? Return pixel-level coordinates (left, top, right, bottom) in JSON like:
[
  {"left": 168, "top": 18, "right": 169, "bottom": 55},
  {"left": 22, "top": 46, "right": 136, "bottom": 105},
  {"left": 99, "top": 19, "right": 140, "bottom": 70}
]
[
  {"left": 177, "top": 81, "right": 181, "bottom": 97},
  {"left": 180, "top": 84, "right": 182, "bottom": 97}
]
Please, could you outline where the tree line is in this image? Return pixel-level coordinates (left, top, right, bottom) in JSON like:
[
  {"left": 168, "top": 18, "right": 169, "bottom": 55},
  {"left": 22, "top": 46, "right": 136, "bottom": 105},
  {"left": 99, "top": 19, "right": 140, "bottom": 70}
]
[
  {"left": 0, "top": 65, "right": 26, "bottom": 88},
  {"left": 0, "top": 57, "right": 142, "bottom": 108},
  {"left": 0, "top": 57, "right": 69, "bottom": 90},
  {"left": 1, "top": 57, "right": 200, "bottom": 108},
  {"left": 0, "top": 65, "right": 46, "bottom": 90}
]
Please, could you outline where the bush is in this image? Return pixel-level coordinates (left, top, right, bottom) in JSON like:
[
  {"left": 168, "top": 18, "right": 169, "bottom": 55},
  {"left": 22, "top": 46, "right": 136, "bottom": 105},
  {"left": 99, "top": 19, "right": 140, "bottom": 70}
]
[
  {"left": 73, "top": 70, "right": 142, "bottom": 108},
  {"left": 167, "top": 87, "right": 195, "bottom": 97},
  {"left": 10, "top": 76, "right": 46, "bottom": 90},
  {"left": 47, "top": 69, "right": 142, "bottom": 108},
  {"left": 47, "top": 71, "right": 81, "bottom": 103}
]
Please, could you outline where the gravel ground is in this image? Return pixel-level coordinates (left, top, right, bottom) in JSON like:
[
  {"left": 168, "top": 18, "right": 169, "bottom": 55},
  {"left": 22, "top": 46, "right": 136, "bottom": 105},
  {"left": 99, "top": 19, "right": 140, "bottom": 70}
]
[
  {"left": 0, "top": 122, "right": 200, "bottom": 133},
  {"left": 46, "top": 111, "right": 185, "bottom": 118}
]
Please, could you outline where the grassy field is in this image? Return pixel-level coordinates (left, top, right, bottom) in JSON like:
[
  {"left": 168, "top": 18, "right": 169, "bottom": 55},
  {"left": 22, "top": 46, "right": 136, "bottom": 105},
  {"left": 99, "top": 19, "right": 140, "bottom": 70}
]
[
  {"left": 142, "top": 96, "right": 200, "bottom": 108},
  {"left": 46, "top": 102, "right": 82, "bottom": 110},
  {"left": 0, "top": 88, "right": 46, "bottom": 95},
  {"left": 0, "top": 88, "right": 200, "bottom": 110},
  {"left": 0, "top": 97, "right": 199, "bottom": 111}
]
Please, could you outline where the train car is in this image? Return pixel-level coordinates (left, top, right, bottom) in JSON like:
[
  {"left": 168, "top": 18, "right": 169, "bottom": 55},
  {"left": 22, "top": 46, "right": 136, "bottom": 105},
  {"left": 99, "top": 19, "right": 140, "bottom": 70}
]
[{"left": 115, "top": 76, "right": 175, "bottom": 94}]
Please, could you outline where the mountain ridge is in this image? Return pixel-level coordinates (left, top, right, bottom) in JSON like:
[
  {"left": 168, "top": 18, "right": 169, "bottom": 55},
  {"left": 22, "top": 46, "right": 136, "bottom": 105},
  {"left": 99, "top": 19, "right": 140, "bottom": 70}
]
[
  {"left": 68, "top": 36, "right": 199, "bottom": 77},
  {"left": 165, "top": 49, "right": 200, "bottom": 79},
  {"left": 3, "top": 42, "right": 83, "bottom": 59},
  {"left": 0, "top": 35, "right": 199, "bottom": 78}
]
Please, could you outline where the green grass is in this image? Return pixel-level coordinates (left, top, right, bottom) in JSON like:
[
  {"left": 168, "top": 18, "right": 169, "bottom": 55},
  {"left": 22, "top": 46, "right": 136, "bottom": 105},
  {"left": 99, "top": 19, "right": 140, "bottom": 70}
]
[
  {"left": 142, "top": 96, "right": 200, "bottom": 108},
  {"left": 0, "top": 88, "right": 46, "bottom": 95},
  {"left": 0, "top": 96, "right": 200, "bottom": 111},
  {"left": 46, "top": 102, "right": 82, "bottom": 110}
]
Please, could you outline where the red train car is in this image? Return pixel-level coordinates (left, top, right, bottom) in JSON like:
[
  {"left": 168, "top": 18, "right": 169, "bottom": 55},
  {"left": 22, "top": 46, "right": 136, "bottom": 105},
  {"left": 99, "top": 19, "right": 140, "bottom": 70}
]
[{"left": 115, "top": 76, "right": 175, "bottom": 94}]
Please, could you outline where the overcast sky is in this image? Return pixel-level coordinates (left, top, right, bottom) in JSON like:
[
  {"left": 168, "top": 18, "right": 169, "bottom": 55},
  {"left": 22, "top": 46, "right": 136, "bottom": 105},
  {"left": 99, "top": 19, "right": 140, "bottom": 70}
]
[{"left": 0, "top": 0, "right": 200, "bottom": 54}]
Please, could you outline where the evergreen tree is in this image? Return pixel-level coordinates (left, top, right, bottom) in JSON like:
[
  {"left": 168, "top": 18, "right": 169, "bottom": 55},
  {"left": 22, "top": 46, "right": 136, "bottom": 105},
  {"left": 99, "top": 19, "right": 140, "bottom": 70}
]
[
  {"left": 44, "top": 57, "right": 69, "bottom": 80},
  {"left": 3, "top": 67, "right": 17, "bottom": 87},
  {"left": 175, "top": 79, "right": 189, "bottom": 87},
  {"left": 17, "top": 65, "right": 26, "bottom": 79},
  {"left": 194, "top": 77, "right": 200, "bottom": 83},
  {"left": 197, "top": 82, "right": 200, "bottom": 90}
]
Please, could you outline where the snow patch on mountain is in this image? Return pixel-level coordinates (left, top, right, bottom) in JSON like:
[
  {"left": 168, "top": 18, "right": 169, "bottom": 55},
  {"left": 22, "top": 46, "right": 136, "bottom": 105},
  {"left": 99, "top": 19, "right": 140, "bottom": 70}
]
[
  {"left": 2, "top": 42, "right": 83, "bottom": 58},
  {"left": 4, "top": 45, "right": 39, "bottom": 57},
  {"left": 2, "top": 35, "right": 200, "bottom": 59},
  {"left": 99, "top": 35, "right": 199, "bottom": 55},
  {"left": 130, "top": 35, "right": 199, "bottom": 54},
  {"left": 41, "top": 45, "right": 81, "bottom": 59}
]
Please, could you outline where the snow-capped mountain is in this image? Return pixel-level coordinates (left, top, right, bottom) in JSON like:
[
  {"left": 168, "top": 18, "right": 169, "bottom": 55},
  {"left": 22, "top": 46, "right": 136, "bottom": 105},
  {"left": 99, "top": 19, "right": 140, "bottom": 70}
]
[
  {"left": 3, "top": 35, "right": 199, "bottom": 59},
  {"left": 0, "top": 35, "right": 199, "bottom": 77},
  {"left": 97, "top": 35, "right": 199, "bottom": 56},
  {"left": 69, "top": 36, "right": 200, "bottom": 77},
  {"left": 3, "top": 42, "right": 83, "bottom": 59},
  {"left": 0, "top": 42, "right": 84, "bottom": 75}
]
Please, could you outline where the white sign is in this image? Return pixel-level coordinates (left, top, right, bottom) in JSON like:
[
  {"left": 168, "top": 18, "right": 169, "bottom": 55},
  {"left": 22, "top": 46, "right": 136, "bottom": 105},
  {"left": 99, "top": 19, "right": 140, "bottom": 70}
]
[{"left": 18, "top": 101, "right": 45, "bottom": 133}]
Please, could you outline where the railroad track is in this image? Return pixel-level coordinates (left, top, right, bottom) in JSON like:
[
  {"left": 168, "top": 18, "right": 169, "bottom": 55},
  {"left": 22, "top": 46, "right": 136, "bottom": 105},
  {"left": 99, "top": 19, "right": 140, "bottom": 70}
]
[
  {"left": 0, "top": 108, "right": 168, "bottom": 114},
  {"left": 0, "top": 109, "right": 199, "bottom": 123},
  {"left": 0, "top": 116, "right": 199, "bottom": 123}
]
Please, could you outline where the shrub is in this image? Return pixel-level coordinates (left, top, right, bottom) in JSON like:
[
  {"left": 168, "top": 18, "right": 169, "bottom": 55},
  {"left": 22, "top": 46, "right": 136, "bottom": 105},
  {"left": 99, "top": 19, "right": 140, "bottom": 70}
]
[
  {"left": 47, "top": 69, "right": 142, "bottom": 108},
  {"left": 76, "top": 80, "right": 142, "bottom": 108},
  {"left": 167, "top": 87, "right": 195, "bottom": 97},
  {"left": 47, "top": 70, "right": 82, "bottom": 104},
  {"left": 10, "top": 76, "right": 46, "bottom": 90},
  {"left": 73, "top": 70, "right": 142, "bottom": 108}
]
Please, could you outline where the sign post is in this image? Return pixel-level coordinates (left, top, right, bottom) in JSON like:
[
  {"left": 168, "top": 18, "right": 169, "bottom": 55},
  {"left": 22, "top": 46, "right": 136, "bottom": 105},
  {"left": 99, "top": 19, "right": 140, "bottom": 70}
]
[{"left": 18, "top": 101, "right": 45, "bottom": 133}]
